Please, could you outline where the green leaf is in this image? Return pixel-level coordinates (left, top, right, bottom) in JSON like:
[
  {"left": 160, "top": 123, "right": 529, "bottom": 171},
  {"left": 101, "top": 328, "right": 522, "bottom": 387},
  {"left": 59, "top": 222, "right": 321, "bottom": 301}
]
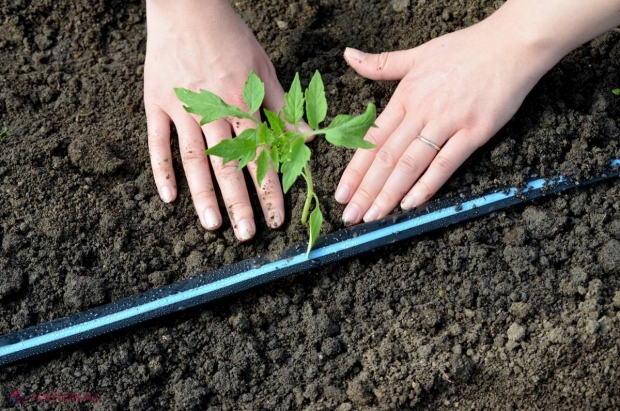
[
  {"left": 236, "top": 128, "right": 258, "bottom": 142},
  {"left": 256, "top": 149, "right": 270, "bottom": 187},
  {"left": 613, "top": 88, "right": 620, "bottom": 96},
  {"left": 269, "top": 146, "right": 281, "bottom": 172},
  {"left": 175, "top": 88, "right": 254, "bottom": 125},
  {"left": 305, "top": 70, "right": 327, "bottom": 129},
  {"left": 280, "top": 137, "right": 311, "bottom": 193},
  {"left": 257, "top": 122, "right": 270, "bottom": 145},
  {"left": 324, "top": 103, "right": 377, "bottom": 149},
  {"left": 205, "top": 137, "right": 257, "bottom": 170},
  {"left": 264, "top": 109, "right": 285, "bottom": 135},
  {"left": 283, "top": 73, "right": 304, "bottom": 126},
  {"left": 243, "top": 70, "right": 265, "bottom": 114},
  {"left": 306, "top": 203, "right": 323, "bottom": 256}
]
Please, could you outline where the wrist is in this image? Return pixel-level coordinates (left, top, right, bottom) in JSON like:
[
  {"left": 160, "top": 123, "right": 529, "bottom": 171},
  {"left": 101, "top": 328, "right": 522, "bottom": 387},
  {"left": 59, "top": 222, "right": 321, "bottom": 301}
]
[
  {"left": 486, "top": 0, "right": 620, "bottom": 74},
  {"left": 146, "top": 0, "right": 235, "bottom": 32}
]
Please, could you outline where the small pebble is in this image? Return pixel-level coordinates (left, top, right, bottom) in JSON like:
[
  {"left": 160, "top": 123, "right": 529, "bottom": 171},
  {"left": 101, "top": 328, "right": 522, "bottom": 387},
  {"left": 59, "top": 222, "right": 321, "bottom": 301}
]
[
  {"left": 586, "top": 319, "right": 600, "bottom": 335},
  {"left": 507, "top": 323, "right": 526, "bottom": 342},
  {"left": 391, "top": 0, "right": 410, "bottom": 12}
]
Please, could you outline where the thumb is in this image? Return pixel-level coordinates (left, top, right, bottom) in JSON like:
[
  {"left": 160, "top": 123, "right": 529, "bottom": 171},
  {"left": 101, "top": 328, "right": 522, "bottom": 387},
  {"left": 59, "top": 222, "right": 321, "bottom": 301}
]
[{"left": 344, "top": 47, "right": 414, "bottom": 81}]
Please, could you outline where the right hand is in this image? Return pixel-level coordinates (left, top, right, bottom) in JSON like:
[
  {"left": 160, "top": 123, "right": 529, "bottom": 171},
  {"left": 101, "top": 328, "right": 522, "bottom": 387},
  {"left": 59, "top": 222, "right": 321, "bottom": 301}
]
[{"left": 144, "top": 0, "right": 290, "bottom": 241}]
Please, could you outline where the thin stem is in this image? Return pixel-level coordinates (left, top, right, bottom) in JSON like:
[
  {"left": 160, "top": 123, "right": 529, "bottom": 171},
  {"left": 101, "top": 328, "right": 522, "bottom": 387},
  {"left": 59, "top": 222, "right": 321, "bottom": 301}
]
[
  {"left": 298, "top": 130, "right": 325, "bottom": 140},
  {"left": 301, "top": 165, "right": 314, "bottom": 225}
]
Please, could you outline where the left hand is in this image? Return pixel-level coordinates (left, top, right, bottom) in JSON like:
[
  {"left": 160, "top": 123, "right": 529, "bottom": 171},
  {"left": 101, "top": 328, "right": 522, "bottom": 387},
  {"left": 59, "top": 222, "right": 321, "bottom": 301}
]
[{"left": 334, "top": 18, "right": 552, "bottom": 224}]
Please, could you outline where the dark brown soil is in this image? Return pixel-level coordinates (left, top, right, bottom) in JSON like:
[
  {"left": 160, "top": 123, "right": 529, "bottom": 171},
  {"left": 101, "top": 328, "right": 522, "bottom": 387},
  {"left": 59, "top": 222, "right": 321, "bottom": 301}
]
[{"left": 1, "top": 0, "right": 620, "bottom": 409}]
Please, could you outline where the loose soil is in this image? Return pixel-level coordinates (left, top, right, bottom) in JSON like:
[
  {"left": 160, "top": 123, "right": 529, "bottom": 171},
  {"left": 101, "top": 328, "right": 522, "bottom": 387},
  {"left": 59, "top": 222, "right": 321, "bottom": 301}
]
[{"left": 1, "top": 0, "right": 620, "bottom": 410}]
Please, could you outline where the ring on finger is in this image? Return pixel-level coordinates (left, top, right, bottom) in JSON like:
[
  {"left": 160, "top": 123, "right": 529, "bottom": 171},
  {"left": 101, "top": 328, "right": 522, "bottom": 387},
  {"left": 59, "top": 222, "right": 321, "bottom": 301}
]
[{"left": 418, "top": 135, "right": 441, "bottom": 152}]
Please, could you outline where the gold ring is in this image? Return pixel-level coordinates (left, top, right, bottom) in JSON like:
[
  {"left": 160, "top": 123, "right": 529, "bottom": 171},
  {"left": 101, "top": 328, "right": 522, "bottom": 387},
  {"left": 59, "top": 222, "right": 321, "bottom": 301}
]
[{"left": 418, "top": 135, "right": 441, "bottom": 152}]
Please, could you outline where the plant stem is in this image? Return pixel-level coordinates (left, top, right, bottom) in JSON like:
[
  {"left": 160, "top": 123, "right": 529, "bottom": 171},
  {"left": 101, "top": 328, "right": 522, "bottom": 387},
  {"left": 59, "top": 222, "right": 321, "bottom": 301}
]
[{"left": 301, "top": 165, "right": 314, "bottom": 225}]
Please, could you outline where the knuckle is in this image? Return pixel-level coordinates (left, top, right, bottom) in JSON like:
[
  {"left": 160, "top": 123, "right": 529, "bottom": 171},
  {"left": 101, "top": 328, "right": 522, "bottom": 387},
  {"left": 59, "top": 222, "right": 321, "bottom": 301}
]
[
  {"left": 374, "top": 149, "right": 396, "bottom": 170},
  {"left": 375, "top": 191, "right": 396, "bottom": 209},
  {"left": 225, "top": 196, "right": 252, "bottom": 217},
  {"left": 181, "top": 150, "right": 207, "bottom": 165},
  {"left": 226, "top": 93, "right": 246, "bottom": 108},
  {"left": 377, "top": 52, "right": 390, "bottom": 70},
  {"left": 355, "top": 186, "right": 375, "bottom": 203},
  {"left": 366, "top": 130, "right": 381, "bottom": 150},
  {"left": 344, "top": 165, "right": 366, "bottom": 183},
  {"left": 192, "top": 188, "right": 216, "bottom": 204},
  {"left": 434, "top": 154, "right": 454, "bottom": 174},
  {"left": 417, "top": 179, "right": 435, "bottom": 200},
  {"left": 215, "top": 160, "right": 240, "bottom": 175},
  {"left": 398, "top": 151, "right": 420, "bottom": 174}
]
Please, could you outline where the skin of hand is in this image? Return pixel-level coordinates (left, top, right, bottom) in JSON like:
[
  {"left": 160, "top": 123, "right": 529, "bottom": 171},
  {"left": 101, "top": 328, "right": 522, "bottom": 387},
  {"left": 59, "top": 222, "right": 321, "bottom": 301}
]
[
  {"left": 144, "top": 0, "right": 307, "bottom": 241},
  {"left": 335, "top": 0, "right": 620, "bottom": 225}
]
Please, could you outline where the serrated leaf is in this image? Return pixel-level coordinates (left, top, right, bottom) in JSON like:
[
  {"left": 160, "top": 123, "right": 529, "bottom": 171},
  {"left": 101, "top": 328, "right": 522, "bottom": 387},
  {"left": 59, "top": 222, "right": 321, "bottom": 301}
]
[
  {"left": 269, "top": 147, "right": 281, "bottom": 172},
  {"left": 257, "top": 122, "right": 270, "bottom": 144},
  {"left": 205, "top": 137, "right": 257, "bottom": 169},
  {"left": 175, "top": 88, "right": 254, "bottom": 125},
  {"left": 283, "top": 73, "right": 304, "bottom": 126},
  {"left": 256, "top": 149, "right": 270, "bottom": 187},
  {"left": 324, "top": 103, "right": 377, "bottom": 149},
  {"left": 305, "top": 70, "right": 327, "bottom": 129},
  {"left": 280, "top": 137, "right": 311, "bottom": 193},
  {"left": 236, "top": 128, "right": 258, "bottom": 142},
  {"left": 243, "top": 70, "right": 265, "bottom": 114},
  {"left": 264, "top": 109, "right": 285, "bottom": 135},
  {"left": 306, "top": 204, "right": 323, "bottom": 256}
]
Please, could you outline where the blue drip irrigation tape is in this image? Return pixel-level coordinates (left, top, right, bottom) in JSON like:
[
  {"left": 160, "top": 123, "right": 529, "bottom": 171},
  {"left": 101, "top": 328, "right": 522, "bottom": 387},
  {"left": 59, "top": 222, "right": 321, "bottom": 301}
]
[{"left": 1, "top": 159, "right": 619, "bottom": 366}]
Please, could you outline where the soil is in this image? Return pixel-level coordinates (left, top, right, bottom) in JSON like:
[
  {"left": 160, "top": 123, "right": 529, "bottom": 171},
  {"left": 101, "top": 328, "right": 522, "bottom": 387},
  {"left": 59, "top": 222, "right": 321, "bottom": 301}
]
[{"left": 1, "top": 0, "right": 620, "bottom": 410}]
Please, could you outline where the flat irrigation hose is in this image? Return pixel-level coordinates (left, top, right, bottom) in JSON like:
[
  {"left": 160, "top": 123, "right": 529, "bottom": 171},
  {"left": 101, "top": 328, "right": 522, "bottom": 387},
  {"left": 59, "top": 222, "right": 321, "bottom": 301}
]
[{"left": 1, "top": 160, "right": 619, "bottom": 366}]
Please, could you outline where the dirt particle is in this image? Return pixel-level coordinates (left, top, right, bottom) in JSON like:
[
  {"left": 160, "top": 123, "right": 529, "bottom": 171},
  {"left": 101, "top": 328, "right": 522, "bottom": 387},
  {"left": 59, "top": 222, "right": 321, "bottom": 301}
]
[
  {"left": 598, "top": 239, "right": 620, "bottom": 274},
  {"left": 507, "top": 323, "right": 526, "bottom": 342},
  {"left": 509, "top": 302, "right": 533, "bottom": 319},
  {"left": 68, "top": 135, "right": 123, "bottom": 175},
  {"left": 391, "top": 0, "right": 410, "bottom": 13},
  {"left": 63, "top": 273, "right": 105, "bottom": 310}
]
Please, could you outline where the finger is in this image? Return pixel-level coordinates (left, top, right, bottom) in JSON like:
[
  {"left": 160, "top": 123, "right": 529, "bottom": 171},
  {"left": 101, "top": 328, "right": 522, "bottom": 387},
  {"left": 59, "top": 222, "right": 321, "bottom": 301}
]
[
  {"left": 233, "top": 110, "right": 286, "bottom": 230},
  {"left": 342, "top": 117, "right": 423, "bottom": 224},
  {"left": 146, "top": 106, "right": 176, "bottom": 203},
  {"left": 175, "top": 115, "right": 223, "bottom": 231},
  {"left": 262, "top": 71, "right": 314, "bottom": 141},
  {"left": 204, "top": 119, "right": 256, "bottom": 241},
  {"left": 344, "top": 47, "right": 415, "bottom": 81},
  {"left": 401, "top": 129, "right": 478, "bottom": 210},
  {"left": 335, "top": 101, "right": 405, "bottom": 205},
  {"left": 363, "top": 122, "right": 454, "bottom": 221},
  {"left": 246, "top": 148, "right": 285, "bottom": 228}
]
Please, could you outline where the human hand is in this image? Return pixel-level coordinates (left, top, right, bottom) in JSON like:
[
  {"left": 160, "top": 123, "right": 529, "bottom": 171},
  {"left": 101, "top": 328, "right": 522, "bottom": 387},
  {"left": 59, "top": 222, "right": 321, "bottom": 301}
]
[
  {"left": 144, "top": 0, "right": 298, "bottom": 241},
  {"left": 334, "top": 16, "right": 556, "bottom": 224}
]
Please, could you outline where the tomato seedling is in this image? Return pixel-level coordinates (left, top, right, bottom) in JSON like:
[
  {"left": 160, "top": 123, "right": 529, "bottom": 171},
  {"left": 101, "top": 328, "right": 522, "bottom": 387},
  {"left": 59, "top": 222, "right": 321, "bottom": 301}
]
[{"left": 175, "top": 70, "right": 376, "bottom": 255}]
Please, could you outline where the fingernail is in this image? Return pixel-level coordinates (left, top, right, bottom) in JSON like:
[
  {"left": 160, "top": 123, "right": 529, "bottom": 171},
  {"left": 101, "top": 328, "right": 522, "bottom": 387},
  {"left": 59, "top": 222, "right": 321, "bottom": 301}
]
[
  {"left": 342, "top": 203, "right": 360, "bottom": 224},
  {"left": 161, "top": 186, "right": 172, "bottom": 203},
  {"left": 203, "top": 208, "right": 220, "bottom": 229},
  {"left": 237, "top": 219, "right": 255, "bottom": 241},
  {"left": 363, "top": 205, "right": 380, "bottom": 222},
  {"left": 401, "top": 194, "right": 417, "bottom": 210},
  {"left": 269, "top": 209, "right": 283, "bottom": 228},
  {"left": 345, "top": 47, "right": 366, "bottom": 62},
  {"left": 335, "top": 185, "right": 351, "bottom": 204}
]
